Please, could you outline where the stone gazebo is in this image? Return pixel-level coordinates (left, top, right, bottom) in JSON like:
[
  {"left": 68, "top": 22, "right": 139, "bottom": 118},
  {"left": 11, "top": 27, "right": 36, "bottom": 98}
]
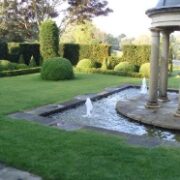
[
  {"left": 116, "top": 0, "right": 180, "bottom": 130},
  {"left": 146, "top": 0, "right": 180, "bottom": 115}
]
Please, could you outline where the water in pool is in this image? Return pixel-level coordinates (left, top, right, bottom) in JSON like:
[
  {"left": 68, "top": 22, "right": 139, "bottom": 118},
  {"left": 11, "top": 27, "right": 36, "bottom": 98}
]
[{"left": 51, "top": 88, "right": 180, "bottom": 142}]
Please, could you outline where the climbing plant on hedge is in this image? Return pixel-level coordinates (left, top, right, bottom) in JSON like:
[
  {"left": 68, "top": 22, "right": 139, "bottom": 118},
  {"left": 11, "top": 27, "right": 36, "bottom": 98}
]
[{"left": 39, "top": 20, "right": 59, "bottom": 60}]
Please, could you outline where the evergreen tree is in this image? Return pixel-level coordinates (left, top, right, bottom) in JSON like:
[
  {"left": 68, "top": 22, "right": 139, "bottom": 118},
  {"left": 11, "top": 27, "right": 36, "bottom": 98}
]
[{"left": 39, "top": 20, "right": 59, "bottom": 60}]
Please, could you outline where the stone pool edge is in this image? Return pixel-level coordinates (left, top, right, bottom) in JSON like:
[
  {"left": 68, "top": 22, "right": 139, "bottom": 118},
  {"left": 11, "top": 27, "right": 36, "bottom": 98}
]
[
  {"left": 9, "top": 84, "right": 179, "bottom": 132},
  {"left": 9, "top": 84, "right": 135, "bottom": 128}
]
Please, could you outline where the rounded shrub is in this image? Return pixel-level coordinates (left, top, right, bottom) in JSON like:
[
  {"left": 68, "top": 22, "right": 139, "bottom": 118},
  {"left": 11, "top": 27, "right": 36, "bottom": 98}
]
[
  {"left": 0, "top": 60, "right": 11, "bottom": 71},
  {"left": 76, "top": 59, "right": 96, "bottom": 70},
  {"left": 139, "top": 63, "right": 150, "bottom": 78},
  {"left": 39, "top": 20, "right": 59, "bottom": 60},
  {"left": 114, "top": 62, "right": 135, "bottom": 72},
  {"left": 41, "top": 57, "right": 74, "bottom": 80}
]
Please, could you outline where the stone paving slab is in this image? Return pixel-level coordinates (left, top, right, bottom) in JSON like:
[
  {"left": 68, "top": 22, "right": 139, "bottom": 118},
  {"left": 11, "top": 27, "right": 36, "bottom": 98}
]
[
  {"left": 116, "top": 93, "right": 180, "bottom": 131},
  {"left": 0, "top": 164, "right": 41, "bottom": 180}
]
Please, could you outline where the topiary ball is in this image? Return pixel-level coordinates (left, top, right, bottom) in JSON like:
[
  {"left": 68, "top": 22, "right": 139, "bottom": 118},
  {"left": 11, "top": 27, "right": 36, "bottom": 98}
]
[
  {"left": 139, "top": 63, "right": 150, "bottom": 78},
  {"left": 76, "top": 59, "right": 95, "bottom": 70},
  {"left": 114, "top": 62, "right": 135, "bottom": 72},
  {"left": 41, "top": 57, "right": 74, "bottom": 80}
]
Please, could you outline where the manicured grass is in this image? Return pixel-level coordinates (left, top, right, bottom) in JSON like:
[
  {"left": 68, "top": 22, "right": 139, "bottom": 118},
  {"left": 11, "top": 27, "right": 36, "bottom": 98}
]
[
  {"left": 0, "top": 72, "right": 180, "bottom": 180},
  {"left": 0, "top": 72, "right": 141, "bottom": 115}
]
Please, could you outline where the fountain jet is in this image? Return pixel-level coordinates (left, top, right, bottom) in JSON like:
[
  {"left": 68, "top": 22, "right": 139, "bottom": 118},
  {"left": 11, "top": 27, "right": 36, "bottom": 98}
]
[
  {"left": 84, "top": 97, "right": 93, "bottom": 117},
  {"left": 140, "top": 77, "right": 148, "bottom": 94}
]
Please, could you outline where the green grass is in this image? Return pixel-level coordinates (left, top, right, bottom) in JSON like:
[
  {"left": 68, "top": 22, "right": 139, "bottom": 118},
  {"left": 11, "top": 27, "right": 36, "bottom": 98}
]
[{"left": 0, "top": 72, "right": 180, "bottom": 180}]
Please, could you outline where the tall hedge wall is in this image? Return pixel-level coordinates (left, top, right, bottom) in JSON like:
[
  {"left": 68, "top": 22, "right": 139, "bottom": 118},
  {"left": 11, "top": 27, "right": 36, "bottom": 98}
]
[
  {"left": 0, "top": 43, "right": 110, "bottom": 65},
  {"left": 60, "top": 43, "right": 111, "bottom": 65},
  {"left": 0, "top": 42, "right": 8, "bottom": 60},
  {"left": 122, "top": 45, "right": 151, "bottom": 66},
  {"left": 7, "top": 43, "right": 40, "bottom": 65}
]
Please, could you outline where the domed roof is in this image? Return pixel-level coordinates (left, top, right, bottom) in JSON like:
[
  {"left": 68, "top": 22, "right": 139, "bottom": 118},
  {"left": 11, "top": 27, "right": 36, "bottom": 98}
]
[
  {"left": 146, "top": 0, "right": 180, "bottom": 16},
  {"left": 156, "top": 0, "right": 180, "bottom": 8},
  {"left": 146, "top": 0, "right": 180, "bottom": 28}
]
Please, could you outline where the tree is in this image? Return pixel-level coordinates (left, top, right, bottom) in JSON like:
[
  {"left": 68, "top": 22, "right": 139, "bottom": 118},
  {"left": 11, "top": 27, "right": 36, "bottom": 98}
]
[
  {"left": 61, "top": 21, "right": 103, "bottom": 44},
  {"left": 0, "top": 0, "right": 112, "bottom": 41},
  {"left": 67, "top": 0, "right": 113, "bottom": 22},
  {"left": 104, "top": 34, "right": 119, "bottom": 50},
  {"left": 39, "top": 20, "right": 59, "bottom": 60},
  {"left": 0, "top": 0, "right": 60, "bottom": 41}
]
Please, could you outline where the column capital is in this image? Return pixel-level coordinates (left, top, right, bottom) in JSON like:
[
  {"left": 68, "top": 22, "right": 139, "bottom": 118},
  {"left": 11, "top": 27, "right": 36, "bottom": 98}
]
[
  {"left": 161, "top": 29, "right": 173, "bottom": 36},
  {"left": 150, "top": 27, "right": 161, "bottom": 32},
  {"left": 150, "top": 27, "right": 160, "bottom": 37}
]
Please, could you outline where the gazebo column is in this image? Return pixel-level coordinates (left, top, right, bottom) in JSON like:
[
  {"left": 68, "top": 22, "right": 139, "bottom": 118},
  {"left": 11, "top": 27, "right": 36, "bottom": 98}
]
[
  {"left": 159, "top": 30, "right": 171, "bottom": 101},
  {"left": 146, "top": 28, "right": 160, "bottom": 108}
]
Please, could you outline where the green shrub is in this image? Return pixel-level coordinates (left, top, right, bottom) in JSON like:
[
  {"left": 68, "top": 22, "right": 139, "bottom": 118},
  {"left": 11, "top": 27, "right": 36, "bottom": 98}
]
[
  {"left": 20, "top": 43, "right": 40, "bottom": 65},
  {"left": 76, "top": 59, "right": 96, "bottom": 70},
  {"left": 0, "top": 67, "right": 41, "bottom": 77},
  {"left": 101, "top": 58, "right": 111, "bottom": 70},
  {"left": 0, "top": 42, "right": 8, "bottom": 60},
  {"left": 122, "top": 45, "right": 150, "bottom": 66},
  {"left": 0, "top": 60, "right": 11, "bottom": 71},
  {"left": 16, "top": 64, "right": 28, "bottom": 69},
  {"left": 39, "top": 20, "right": 59, "bottom": 60},
  {"left": 29, "top": 56, "right": 37, "bottom": 67},
  {"left": 41, "top": 57, "right": 74, "bottom": 80},
  {"left": 18, "top": 54, "right": 25, "bottom": 64},
  {"left": 139, "top": 63, "right": 150, "bottom": 78},
  {"left": 60, "top": 43, "right": 111, "bottom": 65},
  {"left": 106, "top": 56, "right": 125, "bottom": 69},
  {"left": 75, "top": 67, "right": 142, "bottom": 78},
  {"left": 114, "top": 62, "right": 135, "bottom": 72},
  {"left": 8, "top": 62, "right": 18, "bottom": 70}
]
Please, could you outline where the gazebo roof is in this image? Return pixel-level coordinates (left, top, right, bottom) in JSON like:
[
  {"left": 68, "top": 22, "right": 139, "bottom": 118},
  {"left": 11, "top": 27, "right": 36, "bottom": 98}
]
[
  {"left": 146, "top": 0, "right": 180, "bottom": 17},
  {"left": 156, "top": 0, "right": 180, "bottom": 8}
]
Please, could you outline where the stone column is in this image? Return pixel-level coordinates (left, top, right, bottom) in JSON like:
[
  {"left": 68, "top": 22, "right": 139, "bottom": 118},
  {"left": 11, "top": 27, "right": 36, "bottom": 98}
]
[
  {"left": 175, "top": 90, "right": 180, "bottom": 117},
  {"left": 146, "top": 28, "right": 160, "bottom": 108},
  {"left": 159, "top": 30, "right": 171, "bottom": 101}
]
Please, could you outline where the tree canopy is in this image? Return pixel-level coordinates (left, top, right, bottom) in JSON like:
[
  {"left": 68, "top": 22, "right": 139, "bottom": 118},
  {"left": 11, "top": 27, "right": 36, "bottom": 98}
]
[{"left": 0, "top": 0, "right": 112, "bottom": 41}]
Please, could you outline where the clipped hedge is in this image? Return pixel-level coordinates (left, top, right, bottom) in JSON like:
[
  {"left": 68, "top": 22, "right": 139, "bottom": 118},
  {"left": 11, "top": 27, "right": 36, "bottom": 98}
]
[
  {"left": 0, "top": 60, "right": 29, "bottom": 71},
  {"left": 123, "top": 45, "right": 151, "bottom": 66},
  {"left": 0, "top": 60, "right": 11, "bottom": 71},
  {"left": 20, "top": 43, "right": 40, "bottom": 65},
  {"left": 0, "top": 67, "right": 41, "bottom": 77},
  {"left": 0, "top": 42, "right": 8, "bottom": 60},
  {"left": 75, "top": 67, "right": 142, "bottom": 78},
  {"left": 101, "top": 56, "right": 124, "bottom": 70},
  {"left": 139, "top": 63, "right": 150, "bottom": 78},
  {"left": 0, "top": 42, "right": 110, "bottom": 66},
  {"left": 114, "top": 62, "right": 135, "bottom": 73},
  {"left": 76, "top": 58, "right": 96, "bottom": 70},
  {"left": 6, "top": 43, "right": 40, "bottom": 65},
  {"left": 39, "top": 20, "right": 59, "bottom": 60},
  {"left": 41, "top": 57, "right": 74, "bottom": 80},
  {"left": 60, "top": 43, "right": 111, "bottom": 65}
]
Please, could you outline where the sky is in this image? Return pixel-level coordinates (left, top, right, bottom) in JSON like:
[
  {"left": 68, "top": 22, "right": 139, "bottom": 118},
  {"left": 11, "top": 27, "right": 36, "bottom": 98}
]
[{"left": 93, "top": 0, "right": 158, "bottom": 37}]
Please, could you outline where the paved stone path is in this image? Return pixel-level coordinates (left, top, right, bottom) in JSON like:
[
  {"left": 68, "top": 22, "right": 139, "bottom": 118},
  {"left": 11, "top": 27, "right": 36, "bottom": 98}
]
[{"left": 0, "top": 164, "right": 41, "bottom": 180}]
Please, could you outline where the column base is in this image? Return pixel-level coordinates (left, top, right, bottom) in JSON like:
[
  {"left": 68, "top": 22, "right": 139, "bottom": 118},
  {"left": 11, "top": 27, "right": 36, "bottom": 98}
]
[
  {"left": 145, "top": 101, "right": 160, "bottom": 109},
  {"left": 174, "top": 110, "right": 180, "bottom": 118},
  {"left": 158, "top": 96, "right": 169, "bottom": 102}
]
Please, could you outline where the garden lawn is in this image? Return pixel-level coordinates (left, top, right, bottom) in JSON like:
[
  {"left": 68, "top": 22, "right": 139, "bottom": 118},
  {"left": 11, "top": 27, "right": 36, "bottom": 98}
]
[{"left": 0, "top": 72, "right": 180, "bottom": 180}]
